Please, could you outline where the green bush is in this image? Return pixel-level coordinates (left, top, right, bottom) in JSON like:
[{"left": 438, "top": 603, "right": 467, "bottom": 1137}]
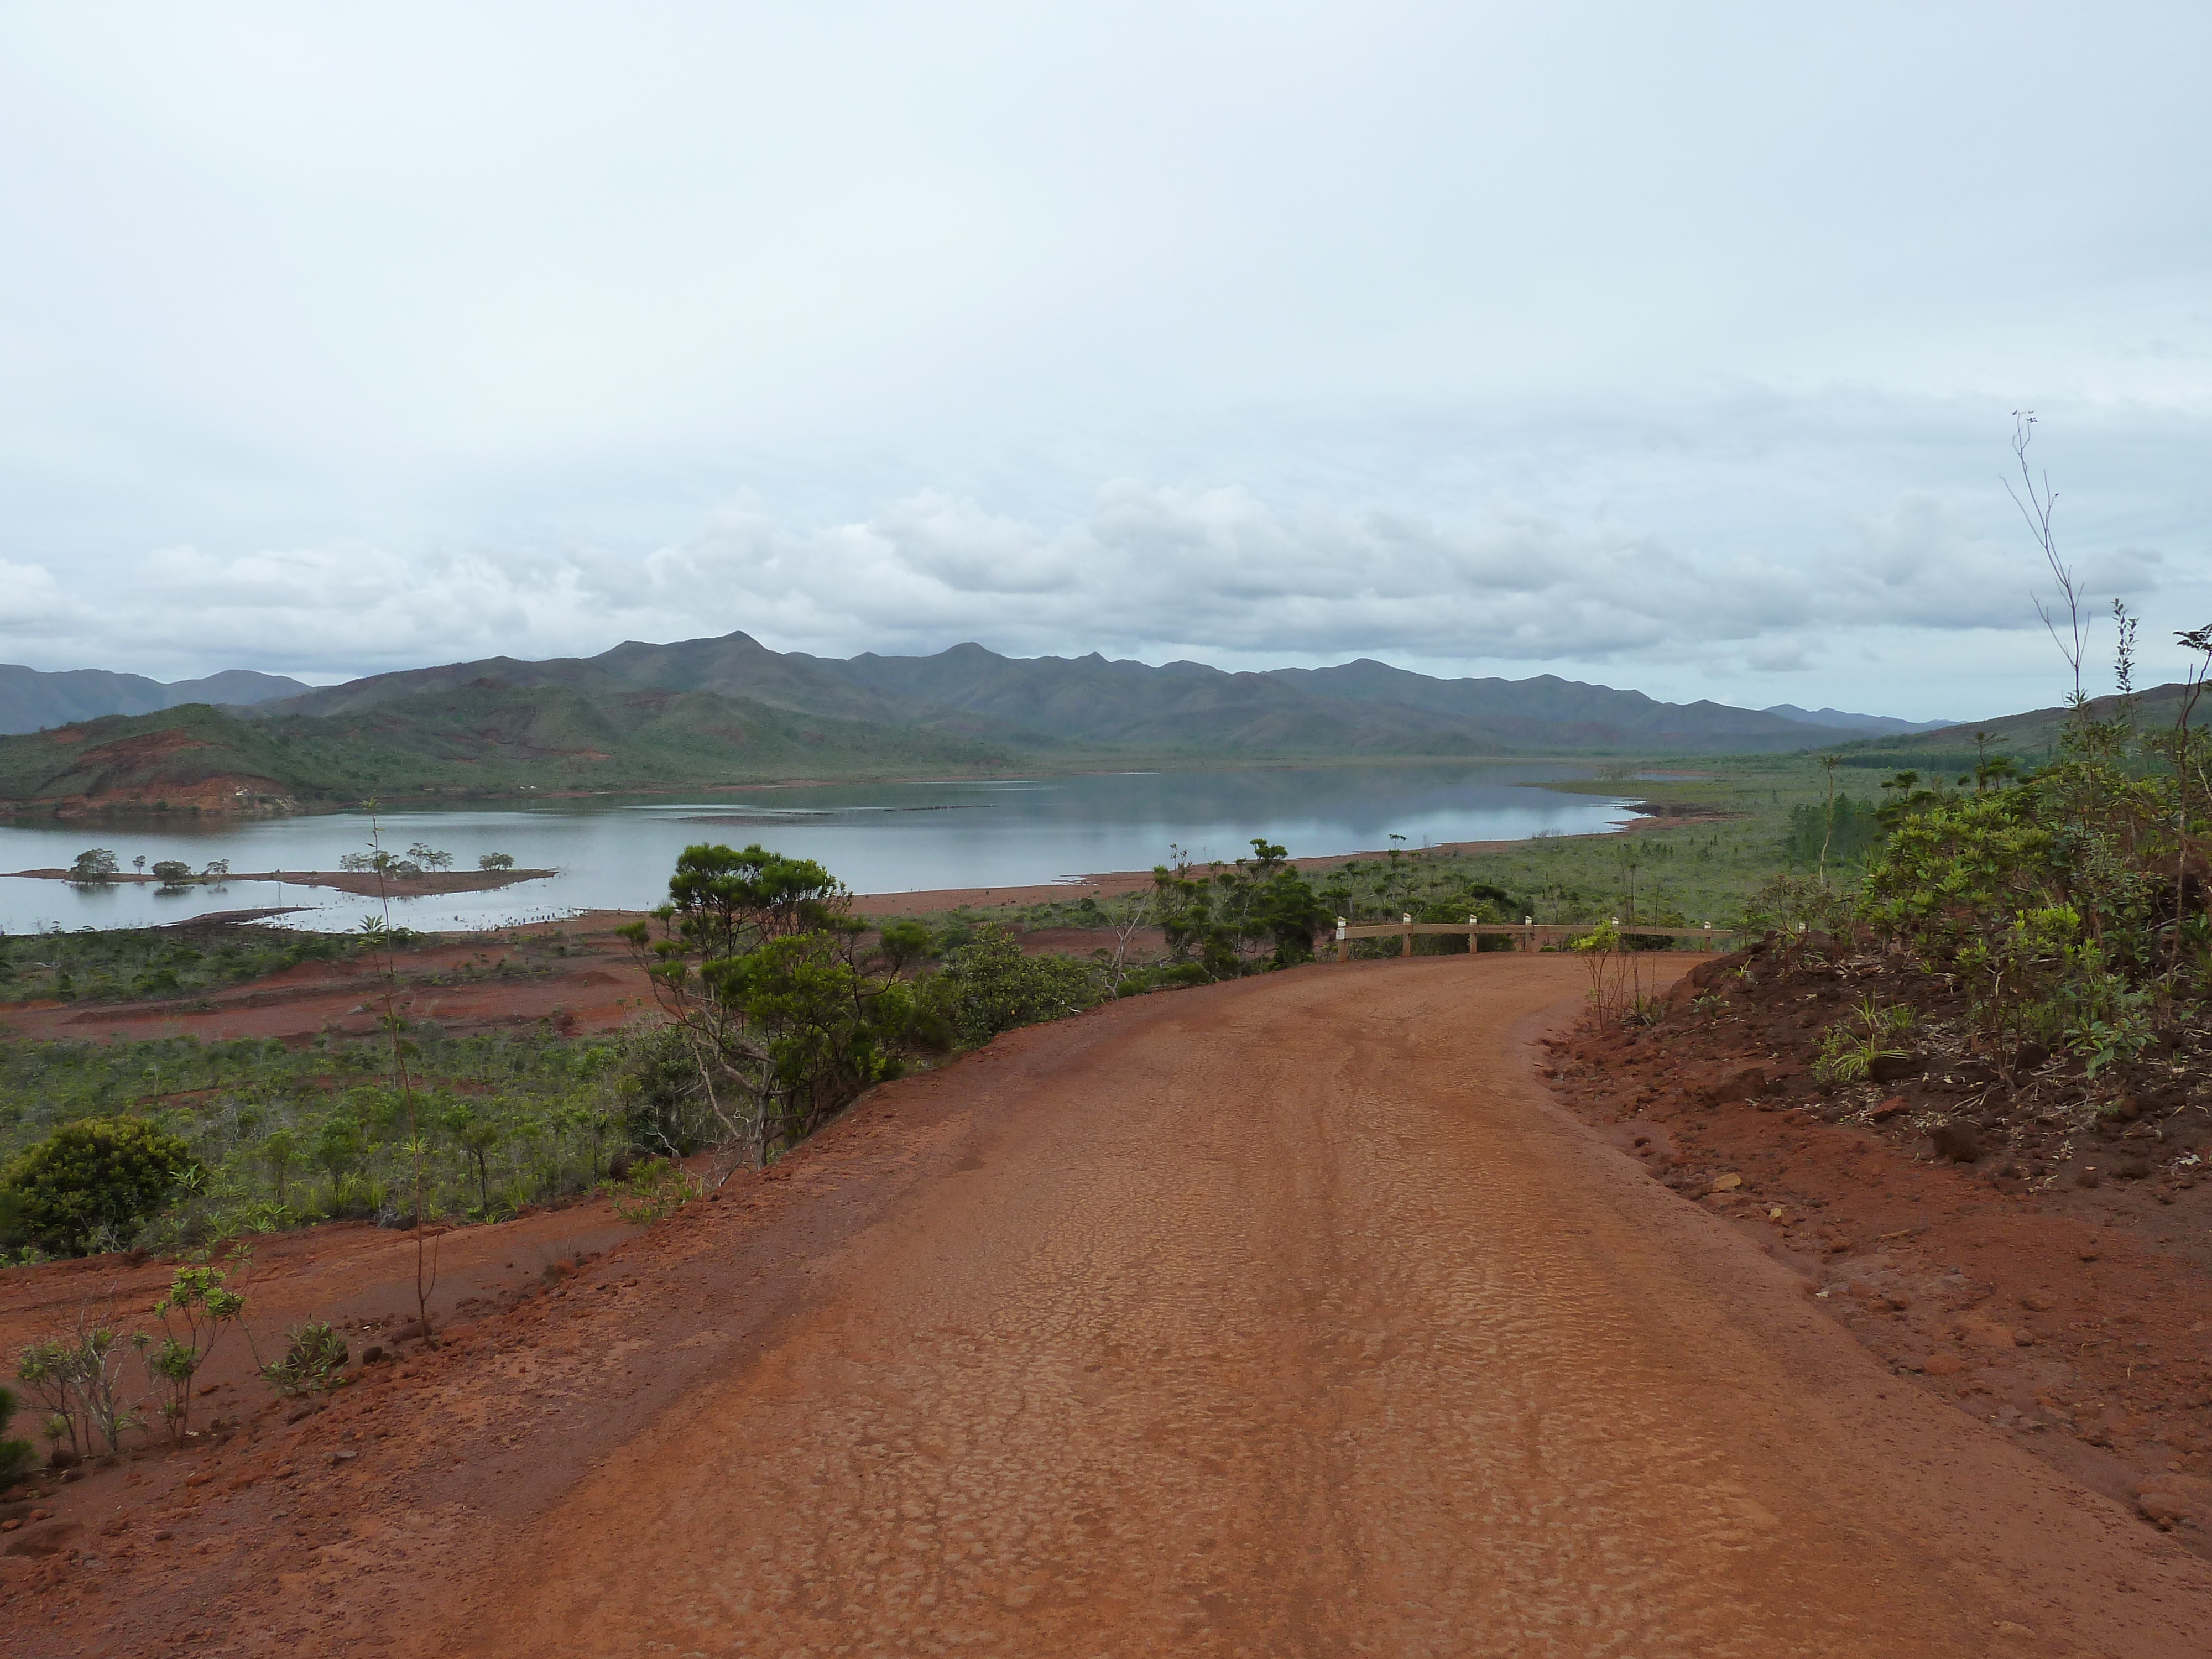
[
  {"left": 1154, "top": 840, "right": 1333, "bottom": 975},
  {"left": 0, "top": 922, "right": 421, "bottom": 1009},
  {"left": 149, "top": 1264, "right": 244, "bottom": 1442},
  {"left": 260, "top": 1321, "right": 349, "bottom": 1399},
  {"left": 939, "top": 925, "right": 1103, "bottom": 1046},
  {"left": 1809, "top": 996, "right": 1915, "bottom": 1086},
  {"left": 1859, "top": 744, "right": 2183, "bottom": 1060},
  {"left": 622, "top": 843, "right": 957, "bottom": 1164},
  {"left": 0, "top": 1117, "right": 197, "bottom": 1255},
  {"left": 0, "top": 1383, "right": 36, "bottom": 1488},
  {"left": 1782, "top": 795, "right": 1882, "bottom": 870},
  {"left": 601, "top": 1157, "right": 701, "bottom": 1226},
  {"left": 69, "top": 849, "right": 117, "bottom": 884},
  {"left": 0, "top": 1027, "right": 630, "bottom": 1243},
  {"left": 611, "top": 1025, "right": 715, "bottom": 1159}
]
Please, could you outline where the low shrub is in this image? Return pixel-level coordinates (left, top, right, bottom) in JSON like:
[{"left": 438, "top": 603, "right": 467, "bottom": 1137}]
[
  {"left": 1809, "top": 995, "right": 1915, "bottom": 1086},
  {"left": 938, "top": 925, "right": 1103, "bottom": 1045},
  {"left": 0, "top": 1383, "right": 35, "bottom": 1488},
  {"left": 147, "top": 1264, "right": 245, "bottom": 1443},
  {"left": 601, "top": 1157, "right": 700, "bottom": 1227},
  {"left": 260, "top": 1321, "right": 349, "bottom": 1398},
  {"left": 0, "top": 1117, "right": 197, "bottom": 1256}
]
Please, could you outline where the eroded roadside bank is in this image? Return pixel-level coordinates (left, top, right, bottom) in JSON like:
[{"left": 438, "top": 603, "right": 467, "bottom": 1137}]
[{"left": 1543, "top": 937, "right": 2212, "bottom": 1550}]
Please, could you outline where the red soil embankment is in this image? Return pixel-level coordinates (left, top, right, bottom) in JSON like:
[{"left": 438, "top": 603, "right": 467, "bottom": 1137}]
[{"left": 1546, "top": 946, "right": 2212, "bottom": 1550}]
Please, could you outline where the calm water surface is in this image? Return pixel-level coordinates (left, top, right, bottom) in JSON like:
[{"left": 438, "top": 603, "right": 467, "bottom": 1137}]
[{"left": 0, "top": 763, "right": 1636, "bottom": 935}]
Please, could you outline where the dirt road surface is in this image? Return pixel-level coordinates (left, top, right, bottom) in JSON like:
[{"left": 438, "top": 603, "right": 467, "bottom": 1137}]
[
  {"left": 13, "top": 956, "right": 2212, "bottom": 1656},
  {"left": 427, "top": 957, "right": 2210, "bottom": 1657}
]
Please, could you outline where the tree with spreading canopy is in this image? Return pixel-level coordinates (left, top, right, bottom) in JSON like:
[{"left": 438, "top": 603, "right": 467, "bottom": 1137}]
[{"left": 619, "top": 844, "right": 943, "bottom": 1171}]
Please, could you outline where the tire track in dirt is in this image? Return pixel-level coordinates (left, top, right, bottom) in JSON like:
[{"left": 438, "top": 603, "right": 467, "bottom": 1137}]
[{"left": 396, "top": 957, "right": 2212, "bottom": 1658}]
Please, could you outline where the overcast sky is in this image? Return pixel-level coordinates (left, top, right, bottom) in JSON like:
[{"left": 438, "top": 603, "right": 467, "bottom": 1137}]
[{"left": 2, "top": 3, "right": 2208, "bottom": 718}]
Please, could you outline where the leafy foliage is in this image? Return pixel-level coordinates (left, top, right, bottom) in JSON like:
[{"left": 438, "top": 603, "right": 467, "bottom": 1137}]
[
  {"left": 0, "top": 920, "right": 431, "bottom": 1006},
  {"left": 259, "top": 1320, "right": 349, "bottom": 1398},
  {"left": 1859, "top": 719, "right": 2202, "bottom": 1064},
  {"left": 600, "top": 1157, "right": 701, "bottom": 1226},
  {"left": 15, "top": 1319, "right": 146, "bottom": 1459},
  {"left": 1781, "top": 794, "right": 1882, "bottom": 871},
  {"left": 0, "top": 1026, "right": 628, "bottom": 1251},
  {"left": 938, "top": 925, "right": 1102, "bottom": 1044},
  {"left": 0, "top": 1117, "right": 196, "bottom": 1255},
  {"left": 1809, "top": 997, "right": 1915, "bottom": 1084},
  {"left": 69, "top": 848, "right": 117, "bottom": 884},
  {"left": 1764, "top": 584, "right": 2212, "bottom": 1074},
  {"left": 623, "top": 843, "right": 948, "bottom": 1167},
  {"left": 1152, "top": 840, "right": 1333, "bottom": 976},
  {"left": 148, "top": 1263, "right": 245, "bottom": 1442},
  {"left": 1569, "top": 920, "right": 1623, "bottom": 1020},
  {"left": 0, "top": 1383, "right": 34, "bottom": 1488}
]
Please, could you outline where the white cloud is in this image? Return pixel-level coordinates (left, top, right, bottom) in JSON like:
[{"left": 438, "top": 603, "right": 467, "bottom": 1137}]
[
  {"left": 629, "top": 479, "right": 2196, "bottom": 674},
  {"left": 7, "top": 466, "right": 2201, "bottom": 729}
]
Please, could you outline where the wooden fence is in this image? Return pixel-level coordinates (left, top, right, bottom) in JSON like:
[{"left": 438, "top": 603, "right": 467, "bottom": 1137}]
[{"left": 1329, "top": 919, "right": 1745, "bottom": 961}]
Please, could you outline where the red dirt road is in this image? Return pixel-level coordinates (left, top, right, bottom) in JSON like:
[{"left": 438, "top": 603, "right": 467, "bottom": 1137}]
[
  {"left": 432, "top": 958, "right": 2212, "bottom": 1656},
  {"left": 12, "top": 957, "right": 2212, "bottom": 1656}
]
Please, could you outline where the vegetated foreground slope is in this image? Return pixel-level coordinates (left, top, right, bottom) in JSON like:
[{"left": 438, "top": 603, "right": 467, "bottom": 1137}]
[{"left": 7, "top": 957, "right": 2206, "bottom": 1657}]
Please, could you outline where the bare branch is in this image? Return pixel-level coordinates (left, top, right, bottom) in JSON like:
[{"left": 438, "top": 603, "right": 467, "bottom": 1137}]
[{"left": 2008, "top": 409, "right": 2086, "bottom": 704}]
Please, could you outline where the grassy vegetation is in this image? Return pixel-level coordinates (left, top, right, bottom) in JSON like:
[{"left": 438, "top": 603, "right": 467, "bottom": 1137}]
[
  {"left": 0, "top": 921, "right": 426, "bottom": 1005},
  {"left": 0, "top": 1026, "right": 630, "bottom": 1259},
  {"left": 1002, "top": 753, "right": 1854, "bottom": 937}
]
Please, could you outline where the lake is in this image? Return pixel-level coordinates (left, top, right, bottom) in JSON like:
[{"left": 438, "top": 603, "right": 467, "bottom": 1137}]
[{"left": 0, "top": 763, "right": 1637, "bottom": 935}]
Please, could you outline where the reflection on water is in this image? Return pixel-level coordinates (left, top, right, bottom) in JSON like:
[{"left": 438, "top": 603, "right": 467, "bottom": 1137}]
[{"left": 0, "top": 763, "right": 1637, "bottom": 935}]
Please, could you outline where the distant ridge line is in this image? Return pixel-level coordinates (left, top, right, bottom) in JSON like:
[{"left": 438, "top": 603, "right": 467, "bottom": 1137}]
[
  {"left": 0, "top": 632, "right": 2016, "bottom": 816},
  {"left": 0, "top": 664, "right": 308, "bottom": 735}
]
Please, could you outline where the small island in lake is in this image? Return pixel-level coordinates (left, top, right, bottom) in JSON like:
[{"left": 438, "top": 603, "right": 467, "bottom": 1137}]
[{"left": 6, "top": 864, "right": 554, "bottom": 899}]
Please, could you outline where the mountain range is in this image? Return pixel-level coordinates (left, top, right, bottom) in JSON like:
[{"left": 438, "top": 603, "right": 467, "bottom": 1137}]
[
  {"left": 0, "top": 664, "right": 308, "bottom": 735},
  {"left": 1760, "top": 703, "right": 1956, "bottom": 737},
  {"left": 0, "top": 634, "right": 1970, "bottom": 815}
]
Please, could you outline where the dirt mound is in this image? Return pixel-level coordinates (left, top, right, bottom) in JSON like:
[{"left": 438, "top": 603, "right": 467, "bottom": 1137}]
[{"left": 1544, "top": 936, "right": 2212, "bottom": 1554}]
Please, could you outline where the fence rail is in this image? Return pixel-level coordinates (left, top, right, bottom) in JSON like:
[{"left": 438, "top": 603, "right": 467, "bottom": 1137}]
[{"left": 1330, "top": 920, "right": 1746, "bottom": 959}]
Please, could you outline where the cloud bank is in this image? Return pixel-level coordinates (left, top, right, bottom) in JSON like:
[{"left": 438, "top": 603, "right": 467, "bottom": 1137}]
[{"left": 3, "top": 456, "right": 2192, "bottom": 721}]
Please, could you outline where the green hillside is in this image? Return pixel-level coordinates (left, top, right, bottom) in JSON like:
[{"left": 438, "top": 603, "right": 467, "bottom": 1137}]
[
  {"left": 0, "top": 628, "right": 1949, "bottom": 817},
  {"left": 0, "top": 681, "right": 1050, "bottom": 815},
  {"left": 1820, "top": 681, "right": 2206, "bottom": 776}
]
